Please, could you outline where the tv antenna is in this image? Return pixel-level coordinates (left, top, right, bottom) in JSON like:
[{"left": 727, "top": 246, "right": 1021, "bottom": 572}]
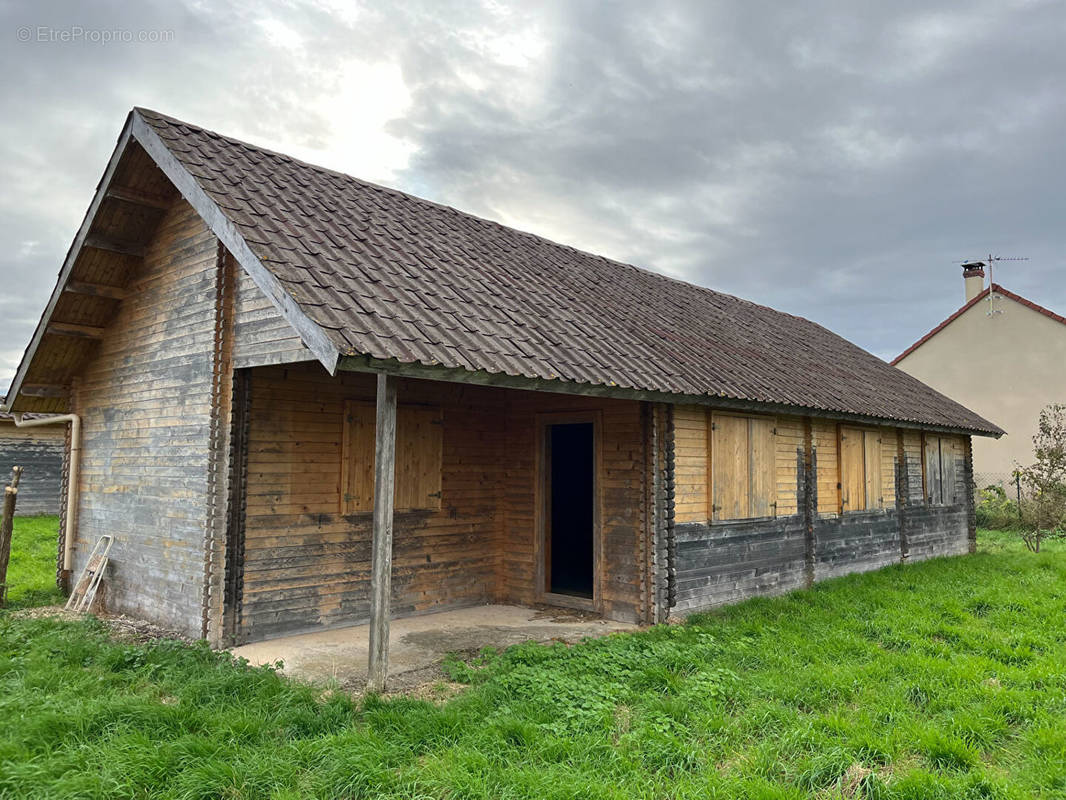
[{"left": 959, "top": 254, "right": 1028, "bottom": 315}]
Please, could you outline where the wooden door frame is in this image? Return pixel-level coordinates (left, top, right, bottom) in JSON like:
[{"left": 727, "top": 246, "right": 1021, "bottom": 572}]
[{"left": 534, "top": 410, "right": 603, "bottom": 613}]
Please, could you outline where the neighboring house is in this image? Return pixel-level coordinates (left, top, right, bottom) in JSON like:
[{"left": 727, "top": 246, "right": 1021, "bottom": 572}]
[
  {"left": 0, "top": 411, "right": 65, "bottom": 515},
  {"left": 893, "top": 265, "right": 1066, "bottom": 487},
  {"left": 2, "top": 109, "right": 999, "bottom": 653}
]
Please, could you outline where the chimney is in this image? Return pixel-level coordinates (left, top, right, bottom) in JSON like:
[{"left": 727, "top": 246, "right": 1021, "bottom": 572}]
[{"left": 962, "top": 262, "right": 985, "bottom": 303}]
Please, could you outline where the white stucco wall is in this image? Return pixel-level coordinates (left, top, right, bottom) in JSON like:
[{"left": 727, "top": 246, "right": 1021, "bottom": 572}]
[{"left": 895, "top": 291, "right": 1066, "bottom": 482}]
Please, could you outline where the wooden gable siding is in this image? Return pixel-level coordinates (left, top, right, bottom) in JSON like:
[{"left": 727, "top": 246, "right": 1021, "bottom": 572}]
[
  {"left": 235, "top": 363, "right": 651, "bottom": 641},
  {"left": 71, "top": 199, "right": 220, "bottom": 637},
  {"left": 0, "top": 424, "right": 65, "bottom": 516},
  {"left": 232, "top": 270, "right": 314, "bottom": 369}
]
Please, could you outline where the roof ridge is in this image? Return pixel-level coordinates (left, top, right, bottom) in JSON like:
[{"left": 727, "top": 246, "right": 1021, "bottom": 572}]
[
  {"left": 989, "top": 283, "right": 1066, "bottom": 327},
  {"left": 893, "top": 282, "right": 1066, "bottom": 365}
]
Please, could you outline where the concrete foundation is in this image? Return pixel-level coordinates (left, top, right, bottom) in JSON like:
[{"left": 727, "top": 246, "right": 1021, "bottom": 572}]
[{"left": 231, "top": 603, "right": 638, "bottom": 691}]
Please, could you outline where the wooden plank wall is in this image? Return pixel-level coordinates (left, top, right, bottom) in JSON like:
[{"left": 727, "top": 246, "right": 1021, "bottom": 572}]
[
  {"left": 500, "top": 393, "right": 647, "bottom": 623},
  {"left": 239, "top": 365, "right": 505, "bottom": 640},
  {"left": 775, "top": 416, "right": 804, "bottom": 517},
  {"left": 232, "top": 270, "right": 315, "bottom": 369},
  {"left": 901, "top": 429, "right": 925, "bottom": 504},
  {"left": 0, "top": 425, "right": 65, "bottom": 515},
  {"left": 71, "top": 199, "right": 219, "bottom": 637},
  {"left": 673, "top": 406, "right": 707, "bottom": 523},
  {"left": 236, "top": 365, "right": 650, "bottom": 640},
  {"left": 811, "top": 419, "right": 840, "bottom": 516},
  {"left": 669, "top": 410, "right": 972, "bottom": 616}
]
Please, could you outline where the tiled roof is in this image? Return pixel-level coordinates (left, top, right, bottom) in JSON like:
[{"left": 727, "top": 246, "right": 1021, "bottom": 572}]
[
  {"left": 893, "top": 284, "right": 1066, "bottom": 365},
  {"left": 136, "top": 109, "right": 1001, "bottom": 435}
]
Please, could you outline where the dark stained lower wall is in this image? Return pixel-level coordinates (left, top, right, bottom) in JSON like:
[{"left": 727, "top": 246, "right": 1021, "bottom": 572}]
[
  {"left": 0, "top": 432, "right": 65, "bottom": 515},
  {"left": 670, "top": 446, "right": 972, "bottom": 615},
  {"left": 813, "top": 511, "right": 903, "bottom": 581},
  {"left": 674, "top": 516, "right": 808, "bottom": 613},
  {"left": 902, "top": 505, "right": 970, "bottom": 560}
]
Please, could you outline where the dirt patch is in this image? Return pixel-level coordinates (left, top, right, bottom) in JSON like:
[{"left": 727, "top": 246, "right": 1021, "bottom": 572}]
[
  {"left": 839, "top": 764, "right": 874, "bottom": 797},
  {"left": 395, "top": 679, "right": 467, "bottom": 704},
  {"left": 10, "top": 605, "right": 189, "bottom": 644}
]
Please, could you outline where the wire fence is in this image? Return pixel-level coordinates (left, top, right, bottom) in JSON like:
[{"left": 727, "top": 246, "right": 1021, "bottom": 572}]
[{"left": 973, "top": 472, "right": 1024, "bottom": 502}]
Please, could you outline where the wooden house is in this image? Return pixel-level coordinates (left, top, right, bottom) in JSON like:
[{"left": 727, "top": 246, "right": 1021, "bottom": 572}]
[
  {"left": 0, "top": 412, "right": 65, "bottom": 516},
  {"left": 2, "top": 110, "right": 1000, "bottom": 671}
]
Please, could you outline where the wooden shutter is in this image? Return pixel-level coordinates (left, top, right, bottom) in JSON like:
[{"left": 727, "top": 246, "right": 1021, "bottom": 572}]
[
  {"left": 341, "top": 401, "right": 443, "bottom": 513},
  {"left": 924, "top": 435, "right": 943, "bottom": 504},
  {"left": 341, "top": 401, "right": 375, "bottom": 513},
  {"left": 712, "top": 413, "right": 748, "bottom": 520},
  {"left": 863, "top": 430, "right": 882, "bottom": 509},
  {"left": 749, "top": 417, "right": 776, "bottom": 518},
  {"left": 940, "top": 436, "right": 957, "bottom": 506},
  {"left": 840, "top": 427, "right": 866, "bottom": 511},
  {"left": 395, "top": 406, "right": 443, "bottom": 511}
]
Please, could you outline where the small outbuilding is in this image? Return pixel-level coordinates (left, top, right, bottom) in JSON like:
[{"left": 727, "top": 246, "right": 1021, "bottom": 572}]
[
  {"left": 0, "top": 411, "right": 65, "bottom": 516},
  {"left": 3, "top": 110, "right": 1001, "bottom": 680}
]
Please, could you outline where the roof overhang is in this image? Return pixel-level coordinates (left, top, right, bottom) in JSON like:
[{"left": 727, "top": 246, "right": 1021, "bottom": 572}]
[
  {"left": 338, "top": 354, "right": 1004, "bottom": 437},
  {"left": 3, "top": 110, "right": 341, "bottom": 413}
]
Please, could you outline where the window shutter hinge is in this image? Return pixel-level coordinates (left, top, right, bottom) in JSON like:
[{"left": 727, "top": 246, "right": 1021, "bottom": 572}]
[{"left": 428, "top": 491, "right": 442, "bottom": 498}]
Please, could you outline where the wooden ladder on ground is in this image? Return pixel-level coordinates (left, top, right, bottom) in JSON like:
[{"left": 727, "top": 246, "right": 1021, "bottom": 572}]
[{"left": 65, "top": 535, "right": 113, "bottom": 613}]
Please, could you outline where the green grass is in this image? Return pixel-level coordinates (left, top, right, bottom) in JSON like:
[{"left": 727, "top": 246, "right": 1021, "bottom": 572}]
[
  {"left": 2, "top": 515, "right": 62, "bottom": 609},
  {"left": 1, "top": 529, "right": 1063, "bottom": 799}
]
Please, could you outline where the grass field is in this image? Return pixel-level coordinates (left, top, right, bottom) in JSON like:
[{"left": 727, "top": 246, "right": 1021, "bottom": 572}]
[
  {"left": 1, "top": 515, "right": 62, "bottom": 609},
  {"left": 0, "top": 529, "right": 1063, "bottom": 799}
]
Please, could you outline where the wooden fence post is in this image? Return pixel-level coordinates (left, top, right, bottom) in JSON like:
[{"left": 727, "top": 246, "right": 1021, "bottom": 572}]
[
  {"left": 0, "top": 466, "right": 25, "bottom": 607},
  {"left": 367, "top": 374, "right": 397, "bottom": 693}
]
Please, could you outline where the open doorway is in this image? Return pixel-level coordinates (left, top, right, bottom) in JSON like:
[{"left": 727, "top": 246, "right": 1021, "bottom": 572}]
[{"left": 544, "top": 421, "right": 595, "bottom": 599}]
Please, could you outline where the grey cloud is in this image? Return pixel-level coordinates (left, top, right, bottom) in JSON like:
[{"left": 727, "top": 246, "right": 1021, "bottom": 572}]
[{"left": 2, "top": 0, "right": 1063, "bottom": 392}]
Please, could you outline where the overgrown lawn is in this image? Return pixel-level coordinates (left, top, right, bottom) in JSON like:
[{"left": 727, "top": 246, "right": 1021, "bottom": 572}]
[{"left": 1, "top": 529, "right": 1063, "bottom": 798}]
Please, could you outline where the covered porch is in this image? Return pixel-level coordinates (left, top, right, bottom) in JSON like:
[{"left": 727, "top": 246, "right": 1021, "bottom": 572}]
[{"left": 223, "top": 361, "right": 665, "bottom": 687}]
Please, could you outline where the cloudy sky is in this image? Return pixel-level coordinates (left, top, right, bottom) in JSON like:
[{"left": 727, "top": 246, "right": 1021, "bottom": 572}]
[{"left": 2, "top": 0, "right": 1063, "bottom": 393}]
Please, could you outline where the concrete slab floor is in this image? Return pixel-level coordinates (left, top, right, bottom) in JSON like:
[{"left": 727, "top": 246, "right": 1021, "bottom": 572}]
[{"left": 231, "top": 604, "right": 639, "bottom": 692}]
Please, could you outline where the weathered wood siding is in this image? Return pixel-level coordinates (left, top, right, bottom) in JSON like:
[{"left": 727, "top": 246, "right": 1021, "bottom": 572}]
[
  {"left": 902, "top": 433, "right": 971, "bottom": 560},
  {"left": 500, "top": 393, "right": 648, "bottom": 623},
  {"left": 71, "top": 199, "right": 219, "bottom": 637},
  {"left": 0, "top": 424, "right": 65, "bottom": 515},
  {"left": 668, "top": 416, "right": 973, "bottom": 616},
  {"left": 812, "top": 510, "right": 903, "bottom": 580},
  {"left": 232, "top": 270, "right": 314, "bottom": 369},
  {"left": 234, "top": 364, "right": 651, "bottom": 641},
  {"left": 239, "top": 366, "right": 504, "bottom": 640}
]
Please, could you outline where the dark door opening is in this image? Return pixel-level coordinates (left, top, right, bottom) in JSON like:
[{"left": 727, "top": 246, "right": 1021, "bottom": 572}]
[{"left": 546, "top": 422, "right": 595, "bottom": 598}]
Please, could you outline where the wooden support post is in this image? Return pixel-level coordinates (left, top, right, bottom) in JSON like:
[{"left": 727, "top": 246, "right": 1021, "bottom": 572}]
[
  {"left": 367, "top": 373, "right": 397, "bottom": 693},
  {"left": 0, "top": 466, "right": 25, "bottom": 608}
]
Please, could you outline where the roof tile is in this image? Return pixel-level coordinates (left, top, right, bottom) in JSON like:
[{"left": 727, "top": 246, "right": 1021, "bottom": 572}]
[{"left": 136, "top": 108, "right": 1001, "bottom": 435}]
